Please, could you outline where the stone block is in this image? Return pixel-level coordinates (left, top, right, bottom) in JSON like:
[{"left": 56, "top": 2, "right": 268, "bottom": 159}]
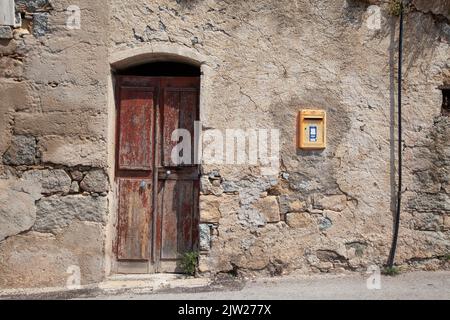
[
  {"left": 34, "top": 195, "right": 107, "bottom": 232},
  {"left": 237, "top": 208, "right": 266, "bottom": 227},
  {"left": 0, "top": 56, "right": 23, "bottom": 79},
  {"left": 200, "top": 175, "right": 223, "bottom": 196},
  {"left": 199, "top": 224, "right": 211, "bottom": 251},
  {"left": 14, "top": 112, "right": 106, "bottom": 137},
  {"left": 70, "top": 170, "right": 84, "bottom": 181},
  {"left": 57, "top": 220, "right": 105, "bottom": 284},
  {"left": 69, "top": 181, "right": 80, "bottom": 193},
  {"left": 254, "top": 196, "right": 280, "bottom": 223},
  {"left": 22, "top": 169, "right": 71, "bottom": 194},
  {"left": 318, "top": 216, "right": 333, "bottom": 230},
  {"left": 0, "top": 220, "right": 104, "bottom": 289},
  {"left": 2, "top": 135, "right": 36, "bottom": 166},
  {"left": 38, "top": 136, "right": 107, "bottom": 167},
  {"left": 0, "top": 232, "right": 77, "bottom": 289},
  {"left": 278, "top": 195, "right": 291, "bottom": 214},
  {"left": 286, "top": 212, "right": 313, "bottom": 228},
  {"left": 80, "top": 169, "right": 109, "bottom": 193},
  {"left": 290, "top": 199, "right": 306, "bottom": 212},
  {"left": 200, "top": 195, "right": 221, "bottom": 223},
  {"left": 24, "top": 39, "right": 108, "bottom": 87},
  {"left": 218, "top": 195, "right": 240, "bottom": 217},
  {"left": 0, "top": 26, "right": 13, "bottom": 40},
  {"left": 236, "top": 245, "right": 269, "bottom": 270},
  {"left": 198, "top": 254, "right": 211, "bottom": 272},
  {"left": 40, "top": 84, "right": 107, "bottom": 113},
  {"left": 0, "top": 81, "right": 34, "bottom": 112},
  {"left": 0, "top": 188, "right": 36, "bottom": 241},
  {"left": 32, "top": 13, "right": 49, "bottom": 37}
]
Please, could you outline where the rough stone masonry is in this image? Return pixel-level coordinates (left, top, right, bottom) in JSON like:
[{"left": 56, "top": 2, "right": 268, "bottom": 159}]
[{"left": 0, "top": 0, "right": 449, "bottom": 289}]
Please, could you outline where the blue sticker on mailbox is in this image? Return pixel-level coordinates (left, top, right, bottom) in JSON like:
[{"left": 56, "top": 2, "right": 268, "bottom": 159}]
[{"left": 309, "top": 126, "right": 317, "bottom": 142}]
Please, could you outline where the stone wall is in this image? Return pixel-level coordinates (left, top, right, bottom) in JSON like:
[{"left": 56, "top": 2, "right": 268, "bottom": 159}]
[
  {"left": 0, "top": 0, "right": 110, "bottom": 288},
  {"left": 0, "top": 0, "right": 449, "bottom": 288}
]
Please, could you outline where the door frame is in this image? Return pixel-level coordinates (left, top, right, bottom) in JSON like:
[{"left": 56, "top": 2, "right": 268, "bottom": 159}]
[
  {"left": 112, "top": 75, "right": 201, "bottom": 274},
  {"left": 105, "top": 47, "right": 213, "bottom": 277}
]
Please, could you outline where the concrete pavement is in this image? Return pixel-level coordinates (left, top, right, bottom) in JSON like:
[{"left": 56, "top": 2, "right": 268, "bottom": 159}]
[
  {"left": 87, "top": 271, "right": 450, "bottom": 300},
  {"left": 1, "top": 271, "right": 448, "bottom": 300}
]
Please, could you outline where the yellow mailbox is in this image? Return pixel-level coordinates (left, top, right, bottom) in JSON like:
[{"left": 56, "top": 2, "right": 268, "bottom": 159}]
[{"left": 298, "top": 110, "right": 326, "bottom": 149}]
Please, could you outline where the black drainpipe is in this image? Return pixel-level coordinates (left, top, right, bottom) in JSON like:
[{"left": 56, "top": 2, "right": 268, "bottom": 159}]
[{"left": 387, "top": 0, "right": 405, "bottom": 268}]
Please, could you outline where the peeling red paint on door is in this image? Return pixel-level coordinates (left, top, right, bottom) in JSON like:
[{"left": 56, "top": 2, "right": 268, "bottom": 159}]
[
  {"left": 118, "top": 88, "right": 154, "bottom": 170},
  {"left": 117, "top": 178, "right": 152, "bottom": 260}
]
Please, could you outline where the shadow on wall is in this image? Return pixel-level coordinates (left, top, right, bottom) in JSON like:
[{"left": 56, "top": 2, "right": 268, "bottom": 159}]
[{"left": 115, "top": 61, "right": 201, "bottom": 77}]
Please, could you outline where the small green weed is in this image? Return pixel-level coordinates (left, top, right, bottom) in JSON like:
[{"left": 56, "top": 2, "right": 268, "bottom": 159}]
[
  {"left": 181, "top": 251, "right": 198, "bottom": 276},
  {"left": 382, "top": 266, "right": 400, "bottom": 276}
]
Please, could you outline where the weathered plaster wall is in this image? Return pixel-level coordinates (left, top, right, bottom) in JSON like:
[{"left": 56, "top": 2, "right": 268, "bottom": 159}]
[
  {"left": 0, "top": 0, "right": 110, "bottom": 288},
  {"left": 0, "top": 0, "right": 449, "bottom": 289},
  {"left": 108, "top": 0, "right": 450, "bottom": 275}
]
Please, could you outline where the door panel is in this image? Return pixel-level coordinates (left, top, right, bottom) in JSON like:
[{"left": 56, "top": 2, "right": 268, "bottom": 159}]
[
  {"left": 160, "top": 179, "right": 179, "bottom": 260},
  {"left": 160, "top": 179, "right": 195, "bottom": 260},
  {"left": 162, "top": 90, "right": 180, "bottom": 167},
  {"left": 117, "top": 178, "right": 153, "bottom": 260},
  {"left": 118, "top": 88, "right": 154, "bottom": 170},
  {"left": 179, "top": 90, "right": 198, "bottom": 164},
  {"left": 162, "top": 89, "right": 198, "bottom": 166}
]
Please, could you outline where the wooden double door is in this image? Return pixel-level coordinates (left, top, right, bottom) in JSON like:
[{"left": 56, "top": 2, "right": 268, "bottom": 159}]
[{"left": 115, "top": 76, "right": 200, "bottom": 273}]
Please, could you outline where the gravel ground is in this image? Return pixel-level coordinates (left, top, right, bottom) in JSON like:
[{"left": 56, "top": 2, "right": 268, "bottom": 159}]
[{"left": 89, "top": 271, "right": 450, "bottom": 300}]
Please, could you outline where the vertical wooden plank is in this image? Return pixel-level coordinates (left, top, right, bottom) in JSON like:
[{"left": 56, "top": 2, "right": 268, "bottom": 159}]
[
  {"left": 160, "top": 179, "right": 195, "bottom": 260},
  {"left": 177, "top": 180, "right": 194, "bottom": 254},
  {"left": 179, "top": 91, "right": 198, "bottom": 165},
  {"left": 161, "top": 180, "right": 178, "bottom": 259},
  {"left": 154, "top": 179, "right": 164, "bottom": 266},
  {"left": 117, "top": 179, "right": 152, "bottom": 260},
  {"left": 191, "top": 180, "right": 200, "bottom": 250},
  {"left": 118, "top": 89, "right": 153, "bottom": 170},
  {"left": 163, "top": 90, "right": 180, "bottom": 166}
]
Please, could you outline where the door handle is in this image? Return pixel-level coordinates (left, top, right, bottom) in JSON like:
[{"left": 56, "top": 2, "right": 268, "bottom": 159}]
[
  {"left": 166, "top": 170, "right": 172, "bottom": 175},
  {"left": 139, "top": 180, "right": 147, "bottom": 190}
]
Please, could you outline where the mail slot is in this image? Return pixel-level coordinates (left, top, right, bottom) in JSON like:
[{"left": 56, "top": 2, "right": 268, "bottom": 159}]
[{"left": 298, "top": 110, "right": 326, "bottom": 149}]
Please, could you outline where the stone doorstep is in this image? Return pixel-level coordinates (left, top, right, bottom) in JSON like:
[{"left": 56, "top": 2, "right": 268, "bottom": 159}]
[
  {"left": 100, "top": 274, "right": 212, "bottom": 292},
  {"left": 0, "top": 274, "right": 212, "bottom": 299}
]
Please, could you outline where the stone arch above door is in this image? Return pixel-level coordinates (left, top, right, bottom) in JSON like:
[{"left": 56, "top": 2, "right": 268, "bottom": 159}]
[
  {"left": 109, "top": 44, "right": 215, "bottom": 124},
  {"left": 109, "top": 44, "right": 213, "bottom": 69}
]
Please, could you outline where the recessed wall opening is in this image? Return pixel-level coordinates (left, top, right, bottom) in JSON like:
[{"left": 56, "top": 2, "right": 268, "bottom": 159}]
[
  {"left": 112, "top": 60, "right": 201, "bottom": 274},
  {"left": 115, "top": 61, "right": 201, "bottom": 77}
]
